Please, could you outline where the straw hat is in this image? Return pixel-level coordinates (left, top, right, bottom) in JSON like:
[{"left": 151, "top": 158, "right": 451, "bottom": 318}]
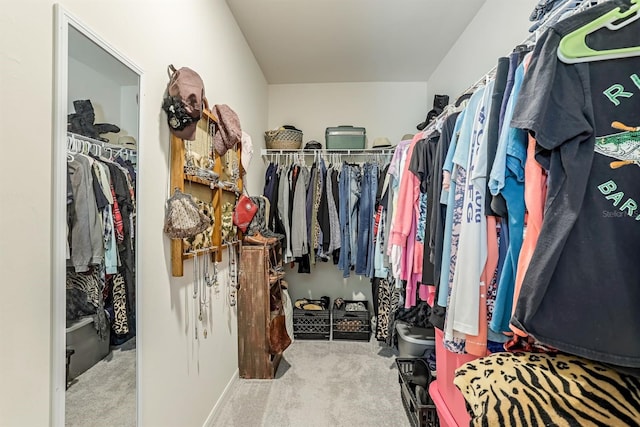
[
  {"left": 372, "top": 137, "right": 393, "bottom": 148},
  {"left": 118, "top": 135, "right": 137, "bottom": 149}
]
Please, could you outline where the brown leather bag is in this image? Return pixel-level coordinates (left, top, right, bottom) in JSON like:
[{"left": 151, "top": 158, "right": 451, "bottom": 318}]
[{"left": 269, "top": 315, "right": 291, "bottom": 354}]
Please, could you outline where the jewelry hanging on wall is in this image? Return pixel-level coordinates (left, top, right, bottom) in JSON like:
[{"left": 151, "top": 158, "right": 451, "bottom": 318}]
[
  {"left": 212, "top": 260, "right": 220, "bottom": 295},
  {"left": 199, "top": 252, "right": 209, "bottom": 339},
  {"left": 192, "top": 251, "right": 199, "bottom": 300},
  {"left": 184, "top": 139, "right": 196, "bottom": 176},
  {"left": 204, "top": 252, "right": 211, "bottom": 286},
  {"left": 206, "top": 259, "right": 211, "bottom": 290},
  {"left": 227, "top": 245, "right": 237, "bottom": 307},
  {"left": 193, "top": 252, "right": 199, "bottom": 340},
  {"left": 207, "top": 118, "right": 216, "bottom": 189},
  {"left": 206, "top": 116, "right": 215, "bottom": 171}
]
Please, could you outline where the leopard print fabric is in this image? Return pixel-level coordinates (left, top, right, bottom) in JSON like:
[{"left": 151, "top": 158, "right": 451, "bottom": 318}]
[
  {"left": 66, "top": 270, "right": 109, "bottom": 341},
  {"left": 221, "top": 201, "right": 237, "bottom": 243},
  {"left": 375, "top": 277, "right": 399, "bottom": 343},
  {"left": 312, "top": 167, "right": 322, "bottom": 256},
  {"left": 110, "top": 273, "right": 129, "bottom": 335},
  {"left": 454, "top": 352, "right": 640, "bottom": 427},
  {"left": 183, "top": 197, "right": 214, "bottom": 252}
]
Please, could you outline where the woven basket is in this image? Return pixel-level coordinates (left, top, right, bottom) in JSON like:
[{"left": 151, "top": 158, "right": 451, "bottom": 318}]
[{"left": 264, "top": 129, "right": 303, "bottom": 149}]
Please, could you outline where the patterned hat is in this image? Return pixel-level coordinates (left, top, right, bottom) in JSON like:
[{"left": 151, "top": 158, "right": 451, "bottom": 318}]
[{"left": 213, "top": 104, "right": 242, "bottom": 156}]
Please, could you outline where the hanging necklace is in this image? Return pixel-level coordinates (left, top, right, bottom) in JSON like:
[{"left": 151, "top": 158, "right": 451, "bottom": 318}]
[
  {"left": 199, "top": 253, "right": 209, "bottom": 338},
  {"left": 193, "top": 253, "right": 199, "bottom": 340},
  {"left": 212, "top": 260, "right": 220, "bottom": 295},
  {"left": 204, "top": 253, "right": 212, "bottom": 287},
  {"left": 193, "top": 252, "right": 199, "bottom": 300},
  {"left": 228, "top": 245, "right": 237, "bottom": 307},
  {"left": 206, "top": 117, "right": 215, "bottom": 170}
]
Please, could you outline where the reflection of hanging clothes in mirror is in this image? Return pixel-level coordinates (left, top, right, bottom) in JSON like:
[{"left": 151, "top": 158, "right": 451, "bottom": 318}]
[{"left": 66, "top": 132, "right": 137, "bottom": 343}]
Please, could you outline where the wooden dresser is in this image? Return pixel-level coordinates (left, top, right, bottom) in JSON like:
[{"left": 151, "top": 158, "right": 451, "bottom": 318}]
[{"left": 237, "top": 242, "right": 285, "bottom": 379}]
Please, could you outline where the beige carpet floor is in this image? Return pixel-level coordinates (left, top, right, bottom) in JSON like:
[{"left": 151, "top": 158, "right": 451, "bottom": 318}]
[
  {"left": 64, "top": 338, "right": 411, "bottom": 427},
  {"left": 212, "top": 339, "right": 410, "bottom": 427},
  {"left": 65, "top": 338, "right": 136, "bottom": 427}
]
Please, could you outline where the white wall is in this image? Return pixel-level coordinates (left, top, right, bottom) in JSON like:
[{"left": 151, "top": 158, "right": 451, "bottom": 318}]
[
  {"left": 285, "top": 260, "right": 374, "bottom": 308},
  {"left": 427, "top": 0, "right": 540, "bottom": 104},
  {"left": 268, "top": 82, "right": 428, "bottom": 147},
  {"left": 68, "top": 57, "right": 123, "bottom": 127},
  {"left": 0, "top": 1, "right": 267, "bottom": 426},
  {"left": 68, "top": 58, "right": 140, "bottom": 144}
]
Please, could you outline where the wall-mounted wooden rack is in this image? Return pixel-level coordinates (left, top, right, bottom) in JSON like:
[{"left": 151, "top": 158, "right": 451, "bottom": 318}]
[{"left": 169, "top": 109, "right": 243, "bottom": 276}]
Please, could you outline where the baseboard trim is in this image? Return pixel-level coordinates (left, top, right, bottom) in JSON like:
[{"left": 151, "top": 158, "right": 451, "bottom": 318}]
[{"left": 203, "top": 368, "right": 239, "bottom": 427}]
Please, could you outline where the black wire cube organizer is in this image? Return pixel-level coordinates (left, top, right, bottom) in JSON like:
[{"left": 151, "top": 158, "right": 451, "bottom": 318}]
[
  {"left": 293, "top": 303, "right": 331, "bottom": 340},
  {"left": 396, "top": 358, "right": 438, "bottom": 427},
  {"left": 332, "top": 300, "right": 371, "bottom": 341}
]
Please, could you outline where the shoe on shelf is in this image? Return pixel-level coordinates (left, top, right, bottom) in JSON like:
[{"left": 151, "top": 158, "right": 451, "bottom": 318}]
[
  {"left": 243, "top": 232, "right": 276, "bottom": 245},
  {"left": 269, "top": 271, "right": 285, "bottom": 285},
  {"left": 263, "top": 234, "right": 278, "bottom": 245},
  {"left": 243, "top": 234, "right": 265, "bottom": 245},
  {"left": 426, "top": 350, "right": 437, "bottom": 379}
]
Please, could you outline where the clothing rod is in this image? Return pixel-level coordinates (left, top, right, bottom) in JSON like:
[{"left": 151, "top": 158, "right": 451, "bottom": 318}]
[
  {"left": 67, "top": 131, "right": 138, "bottom": 153},
  {"left": 261, "top": 148, "right": 394, "bottom": 156},
  {"left": 520, "top": 0, "right": 585, "bottom": 46}
]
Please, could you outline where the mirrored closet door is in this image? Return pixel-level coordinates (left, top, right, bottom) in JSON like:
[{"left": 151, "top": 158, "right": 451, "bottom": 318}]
[{"left": 53, "top": 6, "right": 142, "bottom": 427}]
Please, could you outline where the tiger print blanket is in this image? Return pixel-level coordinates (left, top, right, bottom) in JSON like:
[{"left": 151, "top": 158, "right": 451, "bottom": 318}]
[
  {"left": 66, "top": 270, "right": 109, "bottom": 341},
  {"left": 454, "top": 352, "right": 640, "bottom": 427}
]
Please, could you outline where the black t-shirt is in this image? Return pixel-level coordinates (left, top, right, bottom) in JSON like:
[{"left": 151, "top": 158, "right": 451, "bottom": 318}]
[
  {"left": 511, "top": 0, "right": 640, "bottom": 369},
  {"left": 430, "top": 114, "right": 459, "bottom": 285},
  {"left": 91, "top": 166, "right": 110, "bottom": 210},
  {"left": 408, "top": 137, "right": 428, "bottom": 191},
  {"left": 428, "top": 113, "right": 459, "bottom": 330}
]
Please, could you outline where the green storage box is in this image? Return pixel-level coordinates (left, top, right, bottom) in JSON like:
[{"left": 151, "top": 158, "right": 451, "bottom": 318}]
[{"left": 325, "top": 126, "right": 366, "bottom": 149}]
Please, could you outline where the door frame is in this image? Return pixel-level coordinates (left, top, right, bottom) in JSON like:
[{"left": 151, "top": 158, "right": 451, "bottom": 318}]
[{"left": 52, "top": 5, "right": 144, "bottom": 426}]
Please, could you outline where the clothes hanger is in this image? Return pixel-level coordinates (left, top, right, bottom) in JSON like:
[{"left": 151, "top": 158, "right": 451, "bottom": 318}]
[
  {"left": 558, "top": 0, "right": 640, "bottom": 63},
  {"left": 66, "top": 134, "right": 74, "bottom": 154},
  {"left": 67, "top": 137, "right": 75, "bottom": 161},
  {"left": 68, "top": 134, "right": 78, "bottom": 153}
]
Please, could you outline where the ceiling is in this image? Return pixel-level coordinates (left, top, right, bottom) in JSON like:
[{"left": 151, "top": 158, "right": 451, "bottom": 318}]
[{"left": 226, "top": 0, "right": 487, "bottom": 84}]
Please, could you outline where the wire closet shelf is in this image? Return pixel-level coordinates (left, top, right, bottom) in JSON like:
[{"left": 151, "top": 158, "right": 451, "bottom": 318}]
[{"left": 66, "top": 131, "right": 137, "bottom": 161}]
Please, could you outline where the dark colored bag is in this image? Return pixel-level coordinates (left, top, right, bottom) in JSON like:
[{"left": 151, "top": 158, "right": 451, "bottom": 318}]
[
  {"left": 416, "top": 94, "right": 450, "bottom": 131},
  {"left": 233, "top": 193, "right": 258, "bottom": 233},
  {"left": 269, "top": 315, "right": 291, "bottom": 354},
  {"left": 304, "top": 140, "right": 322, "bottom": 150},
  {"left": 395, "top": 300, "right": 432, "bottom": 329}
]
